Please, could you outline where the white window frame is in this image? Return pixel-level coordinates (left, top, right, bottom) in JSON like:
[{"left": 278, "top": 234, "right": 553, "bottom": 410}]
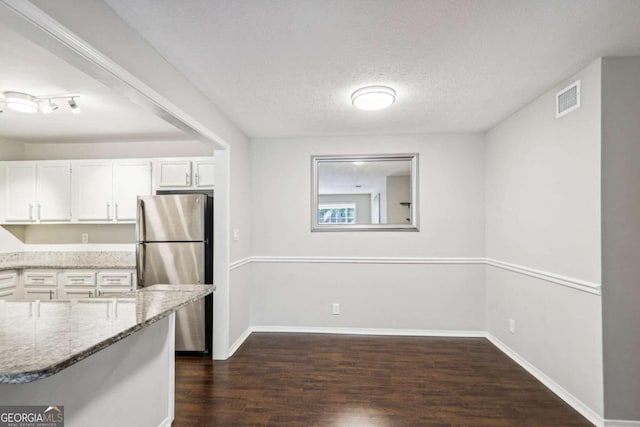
[{"left": 317, "top": 203, "right": 356, "bottom": 225}]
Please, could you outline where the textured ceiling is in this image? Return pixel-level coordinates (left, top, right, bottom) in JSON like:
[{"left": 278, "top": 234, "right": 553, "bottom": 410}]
[
  {"left": 105, "top": 0, "right": 640, "bottom": 138},
  {"left": 0, "top": 23, "right": 186, "bottom": 143}
]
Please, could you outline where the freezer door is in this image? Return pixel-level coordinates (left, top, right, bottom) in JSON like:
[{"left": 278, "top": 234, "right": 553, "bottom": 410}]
[
  {"left": 175, "top": 299, "right": 206, "bottom": 351},
  {"left": 137, "top": 194, "right": 205, "bottom": 242},
  {"left": 137, "top": 242, "right": 205, "bottom": 287},
  {"left": 137, "top": 241, "right": 207, "bottom": 351}
]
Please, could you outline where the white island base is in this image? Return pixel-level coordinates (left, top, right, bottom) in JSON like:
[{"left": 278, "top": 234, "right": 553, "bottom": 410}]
[{"left": 0, "top": 314, "right": 176, "bottom": 427}]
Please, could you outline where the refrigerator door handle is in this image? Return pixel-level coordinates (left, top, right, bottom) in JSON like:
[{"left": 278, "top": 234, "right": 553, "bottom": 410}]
[
  {"left": 137, "top": 199, "right": 147, "bottom": 242},
  {"left": 136, "top": 243, "right": 146, "bottom": 287}
]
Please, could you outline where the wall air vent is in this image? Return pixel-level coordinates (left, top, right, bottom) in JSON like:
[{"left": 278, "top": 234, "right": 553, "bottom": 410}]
[{"left": 556, "top": 80, "right": 581, "bottom": 118}]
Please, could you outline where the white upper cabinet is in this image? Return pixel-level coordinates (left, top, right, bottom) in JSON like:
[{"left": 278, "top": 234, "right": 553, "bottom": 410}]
[
  {"left": 37, "top": 163, "right": 72, "bottom": 222},
  {"left": 194, "top": 159, "right": 215, "bottom": 188},
  {"left": 75, "top": 161, "right": 114, "bottom": 221},
  {"left": 76, "top": 159, "right": 152, "bottom": 223},
  {"left": 0, "top": 157, "right": 205, "bottom": 225},
  {"left": 4, "top": 161, "right": 71, "bottom": 223},
  {"left": 5, "top": 163, "right": 36, "bottom": 222},
  {"left": 155, "top": 157, "right": 214, "bottom": 190},
  {"left": 157, "top": 159, "right": 192, "bottom": 188},
  {"left": 113, "top": 160, "right": 152, "bottom": 222}
]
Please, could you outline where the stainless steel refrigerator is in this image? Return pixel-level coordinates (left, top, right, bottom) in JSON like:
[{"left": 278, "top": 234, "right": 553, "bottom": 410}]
[{"left": 136, "top": 193, "right": 213, "bottom": 353}]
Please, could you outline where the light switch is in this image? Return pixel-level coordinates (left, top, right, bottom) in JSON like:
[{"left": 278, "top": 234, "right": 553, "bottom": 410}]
[{"left": 233, "top": 228, "right": 240, "bottom": 241}]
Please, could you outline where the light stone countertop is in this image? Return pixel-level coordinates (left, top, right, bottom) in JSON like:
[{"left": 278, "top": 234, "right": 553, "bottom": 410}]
[
  {"left": 0, "top": 284, "right": 214, "bottom": 384},
  {"left": 0, "top": 251, "right": 136, "bottom": 271}
]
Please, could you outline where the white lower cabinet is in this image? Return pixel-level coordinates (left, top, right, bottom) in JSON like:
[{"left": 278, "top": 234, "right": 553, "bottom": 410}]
[
  {"left": 97, "top": 270, "right": 134, "bottom": 297},
  {"left": 60, "top": 270, "right": 96, "bottom": 299},
  {"left": 0, "top": 270, "right": 18, "bottom": 300},
  {"left": 22, "top": 270, "right": 58, "bottom": 301},
  {"left": 15, "top": 268, "right": 134, "bottom": 301}
]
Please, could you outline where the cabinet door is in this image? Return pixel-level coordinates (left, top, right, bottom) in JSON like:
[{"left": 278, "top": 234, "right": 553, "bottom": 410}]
[
  {"left": 194, "top": 159, "right": 214, "bottom": 188},
  {"left": 37, "top": 162, "right": 72, "bottom": 222},
  {"left": 75, "top": 161, "right": 114, "bottom": 221},
  {"left": 157, "top": 160, "right": 192, "bottom": 188},
  {"left": 114, "top": 161, "right": 152, "bottom": 221},
  {"left": 0, "top": 271, "right": 18, "bottom": 300},
  {"left": 5, "top": 163, "right": 36, "bottom": 222}
]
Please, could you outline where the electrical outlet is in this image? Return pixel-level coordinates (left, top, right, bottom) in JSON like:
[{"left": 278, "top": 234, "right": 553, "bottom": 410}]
[
  {"left": 332, "top": 303, "right": 340, "bottom": 315},
  {"left": 509, "top": 319, "right": 516, "bottom": 334},
  {"left": 81, "top": 233, "right": 89, "bottom": 244}
]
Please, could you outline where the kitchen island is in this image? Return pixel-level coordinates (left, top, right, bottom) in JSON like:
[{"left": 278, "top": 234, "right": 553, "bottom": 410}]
[{"left": 0, "top": 284, "right": 214, "bottom": 427}]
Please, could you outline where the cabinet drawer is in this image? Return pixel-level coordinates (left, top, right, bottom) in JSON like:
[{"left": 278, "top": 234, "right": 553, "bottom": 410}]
[
  {"left": 97, "top": 287, "right": 131, "bottom": 297},
  {"left": 97, "top": 271, "right": 132, "bottom": 287},
  {"left": 0, "top": 271, "right": 18, "bottom": 290},
  {"left": 23, "top": 270, "right": 57, "bottom": 286},
  {"left": 64, "top": 288, "right": 96, "bottom": 299},
  {"left": 0, "top": 288, "right": 16, "bottom": 300},
  {"left": 24, "top": 288, "right": 57, "bottom": 301},
  {"left": 61, "top": 271, "right": 96, "bottom": 287}
]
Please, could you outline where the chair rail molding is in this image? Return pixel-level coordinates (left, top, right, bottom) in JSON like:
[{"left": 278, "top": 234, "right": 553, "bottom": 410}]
[{"left": 230, "top": 255, "right": 602, "bottom": 295}]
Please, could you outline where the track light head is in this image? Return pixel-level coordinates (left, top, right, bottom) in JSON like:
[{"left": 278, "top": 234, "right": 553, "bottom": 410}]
[
  {"left": 68, "top": 97, "right": 80, "bottom": 114},
  {"left": 41, "top": 100, "right": 58, "bottom": 114}
]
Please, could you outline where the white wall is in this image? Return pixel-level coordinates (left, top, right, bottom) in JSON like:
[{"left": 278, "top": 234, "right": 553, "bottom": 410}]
[
  {"left": 228, "top": 138, "right": 252, "bottom": 349},
  {"left": 485, "top": 59, "right": 603, "bottom": 417},
  {"left": 252, "top": 134, "right": 485, "bottom": 257},
  {"left": 0, "top": 137, "right": 25, "bottom": 252},
  {"left": 601, "top": 56, "right": 640, "bottom": 421},
  {"left": 0, "top": 137, "right": 26, "bottom": 160},
  {"left": 23, "top": 140, "right": 212, "bottom": 160},
  {"left": 250, "top": 134, "right": 486, "bottom": 333}
]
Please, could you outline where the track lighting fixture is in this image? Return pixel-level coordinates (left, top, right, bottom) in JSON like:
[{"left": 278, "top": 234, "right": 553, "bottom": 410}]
[{"left": 0, "top": 91, "right": 81, "bottom": 114}]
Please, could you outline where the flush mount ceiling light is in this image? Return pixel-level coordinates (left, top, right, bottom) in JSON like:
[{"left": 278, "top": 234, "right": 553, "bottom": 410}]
[
  {"left": 0, "top": 91, "right": 81, "bottom": 114},
  {"left": 4, "top": 91, "right": 38, "bottom": 113},
  {"left": 351, "top": 85, "right": 396, "bottom": 111}
]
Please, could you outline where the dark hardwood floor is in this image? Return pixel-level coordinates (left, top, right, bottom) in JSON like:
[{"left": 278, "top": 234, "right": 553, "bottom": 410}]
[{"left": 174, "top": 333, "right": 593, "bottom": 426}]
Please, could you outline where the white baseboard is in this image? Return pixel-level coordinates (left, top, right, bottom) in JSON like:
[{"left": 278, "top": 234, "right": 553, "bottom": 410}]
[
  {"left": 605, "top": 420, "right": 640, "bottom": 427},
  {"left": 244, "top": 325, "right": 486, "bottom": 338},
  {"left": 227, "top": 326, "right": 253, "bottom": 358},
  {"left": 158, "top": 416, "right": 172, "bottom": 427},
  {"left": 250, "top": 326, "right": 487, "bottom": 338},
  {"left": 486, "top": 333, "right": 603, "bottom": 427}
]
